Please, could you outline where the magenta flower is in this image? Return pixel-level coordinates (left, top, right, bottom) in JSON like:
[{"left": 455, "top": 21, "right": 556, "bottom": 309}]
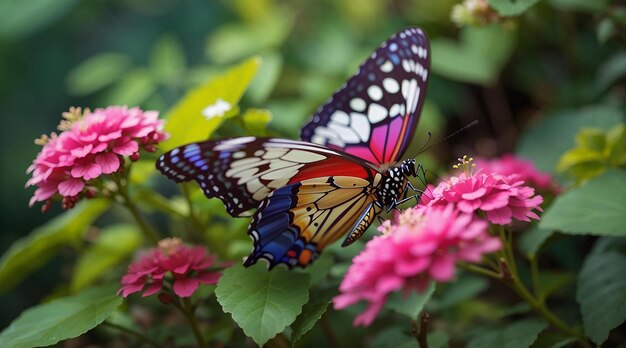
[
  {"left": 118, "top": 238, "right": 222, "bottom": 298},
  {"left": 420, "top": 164, "right": 544, "bottom": 225},
  {"left": 333, "top": 205, "right": 500, "bottom": 326},
  {"left": 476, "top": 154, "right": 556, "bottom": 191},
  {"left": 26, "top": 106, "right": 167, "bottom": 210}
]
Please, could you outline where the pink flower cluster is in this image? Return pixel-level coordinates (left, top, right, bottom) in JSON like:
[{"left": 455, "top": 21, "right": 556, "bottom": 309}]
[
  {"left": 118, "top": 238, "right": 222, "bottom": 298},
  {"left": 476, "top": 154, "right": 556, "bottom": 191},
  {"left": 333, "top": 205, "right": 500, "bottom": 326},
  {"left": 333, "top": 155, "right": 547, "bottom": 327},
  {"left": 421, "top": 171, "right": 543, "bottom": 225},
  {"left": 26, "top": 106, "right": 167, "bottom": 210}
]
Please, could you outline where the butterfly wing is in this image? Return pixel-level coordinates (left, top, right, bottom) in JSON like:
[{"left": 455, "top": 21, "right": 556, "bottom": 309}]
[
  {"left": 156, "top": 137, "right": 380, "bottom": 217},
  {"left": 245, "top": 174, "right": 383, "bottom": 269},
  {"left": 300, "top": 27, "right": 430, "bottom": 166}
]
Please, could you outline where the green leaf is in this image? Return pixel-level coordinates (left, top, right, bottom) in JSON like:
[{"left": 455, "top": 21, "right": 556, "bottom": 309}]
[
  {"left": 431, "top": 25, "right": 515, "bottom": 85},
  {"left": 206, "top": 14, "right": 293, "bottom": 64},
  {"left": 577, "top": 250, "right": 626, "bottom": 344},
  {"left": 149, "top": 34, "right": 186, "bottom": 87},
  {"left": 0, "top": 0, "right": 79, "bottom": 39},
  {"left": 0, "top": 199, "right": 110, "bottom": 294},
  {"left": 128, "top": 160, "right": 158, "bottom": 185},
  {"left": 241, "top": 108, "right": 273, "bottom": 136},
  {"left": 215, "top": 264, "right": 310, "bottom": 346},
  {"left": 467, "top": 319, "right": 548, "bottom": 348},
  {"left": 488, "top": 0, "right": 542, "bottom": 16},
  {"left": 0, "top": 285, "right": 122, "bottom": 348},
  {"left": 540, "top": 170, "right": 626, "bottom": 235},
  {"left": 519, "top": 227, "right": 553, "bottom": 257},
  {"left": 161, "top": 57, "right": 261, "bottom": 151},
  {"left": 429, "top": 331, "right": 450, "bottom": 348},
  {"left": 387, "top": 282, "right": 436, "bottom": 319},
  {"left": 532, "top": 331, "right": 576, "bottom": 348},
  {"left": 597, "top": 18, "right": 616, "bottom": 44},
  {"left": 536, "top": 272, "right": 574, "bottom": 303},
  {"left": 371, "top": 327, "right": 417, "bottom": 348},
  {"left": 247, "top": 51, "right": 283, "bottom": 104},
  {"left": 103, "top": 68, "right": 158, "bottom": 106},
  {"left": 517, "top": 105, "right": 623, "bottom": 175},
  {"left": 428, "top": 276, "right": 488, "bottom": 310},
  {"left": 66, "top": 53, "right": 132, "bottom": 96},
  {"left": 290, "top": 290, "right": 333, "bottom": 344},
  {"left": 71, "top": 224, "right": 142, "bottom": 292},
  {"left": 596, "top": 52, "right": 626, "bottom": 94},
  {"left": 548, "top": 0, "right": 609, "bottom": 12}
]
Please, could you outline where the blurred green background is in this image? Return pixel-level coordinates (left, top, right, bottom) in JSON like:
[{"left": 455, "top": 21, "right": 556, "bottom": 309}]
[{"left": 1, "top": 0, "right": 624, "bottom": 330}]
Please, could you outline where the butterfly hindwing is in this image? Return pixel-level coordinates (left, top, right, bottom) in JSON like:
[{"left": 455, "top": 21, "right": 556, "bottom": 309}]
[
  {"left": 245, "top": 175, "right": 381, "bottom": 269},
  {"left": 300, "top": 27, "right": 430, "bottom": 166}
]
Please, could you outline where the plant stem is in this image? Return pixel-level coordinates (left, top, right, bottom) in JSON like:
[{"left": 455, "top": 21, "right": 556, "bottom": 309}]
[
  {"left": 411, "top": 311, "right": 429, "bottom": 348},
  {"left": 181, "top": 183, "right": 206, "bottom": 239},
  {"left": 493, "top": 228, "right": 591, "bottom": 348},
  {"left": 180, "top": 297, "right": 208, "bottom": 348},
  {"left": 102, "top": 321, "right": 164, "bottom": 348},
  {"left": 529, "top": 255, "right": 541, "bottom": 299},
  {"left": 458, "top": 262, "right": 501, "bottom": 280},
  {"left": 112, "top": 173, "right": 160, "bottom": 244},
  {"left": 319, "top": 314, "right": 340, "bottom": 348},
  {"left": 181, "top": 183, "right": 224, "bottom": 255}
]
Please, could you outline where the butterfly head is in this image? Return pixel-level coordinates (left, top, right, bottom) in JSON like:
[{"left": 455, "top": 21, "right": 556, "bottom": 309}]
[{"left": 401, "top": 159, "right": 419, "bottom": 177}]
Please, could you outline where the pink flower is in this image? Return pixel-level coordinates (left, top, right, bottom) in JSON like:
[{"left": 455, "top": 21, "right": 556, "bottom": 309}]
[
  {"left": 333, "top": 205, "right": 500, "bottom": 326},
  {"left": 118, "top": 238, "right": 223, "bottom": 298},
  {"left": 26, "top": 106, "right": 168, "bottom": 210},
  {"left": 476, "top": 154, "right": 556, "bottom": 191},
  {"left": 421, "top": 172, "right": 544, "bottom": 225}
]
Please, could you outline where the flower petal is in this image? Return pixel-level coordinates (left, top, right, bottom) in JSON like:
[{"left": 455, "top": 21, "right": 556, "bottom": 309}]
[
  {"left": 58, "top": 178, "right": 84, "bottom": 197},
  {"left": 173, "top": 277, "right": 200, "bottom": 297}
]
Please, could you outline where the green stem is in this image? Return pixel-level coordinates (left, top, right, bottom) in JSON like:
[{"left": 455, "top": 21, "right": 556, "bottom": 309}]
[
  {"left": 180, "top": 297, "right": 207, "bottom": 348},
  {"left": 458, "top": 262, "right": 501, "bottom": 280},
  {"left": 319, "top": 314, "right": 340, "bottom": 348},
  {"left": 112, "top": 173, "right": 160, "bottom": 244},
  {"left": 102, "top": 321, "right": 164, "bottom": 348},
  {"left": 505, "top": 271, "right": 589, "bottom": 347},
  {"left": 181, "top": 183, "right": 223, "bottom": 255},
  {"left": 181, "top": 183, "right": 206, "bottom": 237},
  {"left": 493, "top": 227, "right": 591, "bottom": 348},
  {"left": 529, "top": 255, "right": 541, "bottom": 299}
]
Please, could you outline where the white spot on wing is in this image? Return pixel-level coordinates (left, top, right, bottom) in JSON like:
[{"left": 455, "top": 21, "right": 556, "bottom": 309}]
[
  {"left": 367, "top": 103, "right": 388, "bottom": 123},
  {"left": 331, "top": 110, "right": 350, "bottom": 125},
  {"left": 282, "top": 150, "right": 326, "bottom": 163},
  {"left": 383, "top": 78, "right": 399, "bottom": 93},
  {"left": 367, "top": 85, "right": 383, "bottom": 101},
  {"left": 389, "top": 104, "right": 401, "bottom": 117},
  {"left": 328, "top": 123, "right": 360, "bottom": 143},
  {"left": 351, "top": 113, "right": 371, "bottom": 142},
  {"left": 349, "top": 98, "right": 366, "bottom": 112},
  {"left": 380, "top": 60, "right": 393, "bottom": 73}
]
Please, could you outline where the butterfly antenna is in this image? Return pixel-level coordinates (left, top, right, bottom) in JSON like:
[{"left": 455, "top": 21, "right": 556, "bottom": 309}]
[{"left": 413, "top": 120, "right": 479, "bottom": 158}]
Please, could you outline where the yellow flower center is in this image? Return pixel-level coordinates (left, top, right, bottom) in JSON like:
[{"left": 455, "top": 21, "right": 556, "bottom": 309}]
[
  {"left": 452, "top": 155, "right": 476, "bottom": 176},
  {"left": 158, "top": 237, "right": 182, "bottom": 256}
]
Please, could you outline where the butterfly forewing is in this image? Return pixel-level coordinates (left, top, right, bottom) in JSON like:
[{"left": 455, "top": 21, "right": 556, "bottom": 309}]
[
  {"left": 300, "top": 27, "right": 430, "bottom": 166},
  {"left": 156, "top": 137, "right": 380, "bottom": 217}
]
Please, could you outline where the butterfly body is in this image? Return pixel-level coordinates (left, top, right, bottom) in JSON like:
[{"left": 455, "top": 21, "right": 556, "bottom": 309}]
[{"left": 157, "top": 27, "right": 430, "bottom": 269}]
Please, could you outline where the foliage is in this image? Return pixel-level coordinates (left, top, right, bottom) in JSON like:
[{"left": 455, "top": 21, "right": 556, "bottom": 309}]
[
  {"left": 2, "top": 0, "right": 626, "bottom": 347},
  {"left": 0, "top": 285, "right": 122, "bottom": 348},
  {"left": 557, "top": 125, "right": 626, "bottom": 184}
]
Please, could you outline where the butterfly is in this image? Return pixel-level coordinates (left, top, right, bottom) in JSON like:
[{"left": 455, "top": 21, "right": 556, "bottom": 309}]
[{"left": 156, "top": 27, "right": 430, "bottom": 269}]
